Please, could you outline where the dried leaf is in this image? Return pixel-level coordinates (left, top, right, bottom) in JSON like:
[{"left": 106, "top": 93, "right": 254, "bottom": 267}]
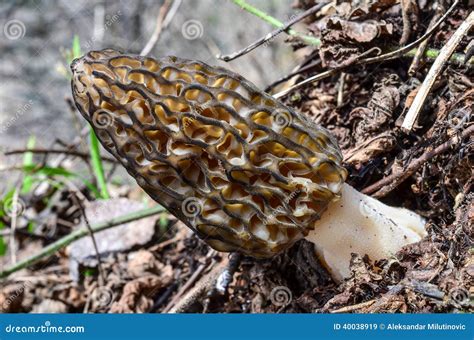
[
  {"left": 320, "top": 17, "right": 393, "bottom": 67},
  {"left": 109, "top": 275, "right": 168, "bottom": 313},
  {"left": 0, "top": 283, "right": 25, "bottom": 312},
  {"left": 349, "top": 0, "right": 399, "bottom": 19},
  {"left": 344, "top": 132, "right": 397, "bottom": 164},
  {"left": 352, "top": 75, "right": 401, "bottom": 138},
  {"left": 127, "top": 250, "right": 172, "bottom": 279}
]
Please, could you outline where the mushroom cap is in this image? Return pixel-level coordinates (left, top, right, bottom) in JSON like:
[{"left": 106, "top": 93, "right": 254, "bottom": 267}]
[{"left": 71, "top": 49, "right": 347, "bottom": 257}]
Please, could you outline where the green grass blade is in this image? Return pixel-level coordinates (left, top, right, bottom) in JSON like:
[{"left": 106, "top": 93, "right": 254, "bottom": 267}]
[
  {"left": 72, "top": 35, "right": 81, "bottom": 59},
  {"left": 231, "top": 0, "right": 320, "bottom": 46},
  {"left": 0, "top": 221, "right": 6, "bottom": 256},
  {"left": 0, "top": 189, "right": 16, "bottom": 257},
  {"left": 89, "top": 128, "right": 110, "bottom": 199},
  {"left": 21, "top": 135, "right": 36, "bottom": 194}
]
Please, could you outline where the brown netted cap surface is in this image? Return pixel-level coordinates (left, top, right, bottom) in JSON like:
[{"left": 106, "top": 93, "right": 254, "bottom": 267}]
[{"left": 71, "top": 49, "right": 347, "bottom": 257}]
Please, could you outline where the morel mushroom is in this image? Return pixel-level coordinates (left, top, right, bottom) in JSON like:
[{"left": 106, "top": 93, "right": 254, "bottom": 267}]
[{"left": 71, "top": 49, "right": 426, "bottom": 280}]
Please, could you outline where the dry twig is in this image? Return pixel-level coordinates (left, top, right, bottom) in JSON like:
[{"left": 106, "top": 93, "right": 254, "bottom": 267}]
[
  {"left": 264, "top": 59, "right": 321, "bottom": 92},
  {"left": 408, "top": 4, "right": 442, "bottom": 76},
  {"left": 140, "top": 0, "right": 180, "bottom": 56},
  {"left": 217, "top": 2, "right": 328, "bottom": 62},
  {"left": 5, "top": 148, "right": 117, "bottom": 163},
  {"left": 69, "top": 191, "right": 105, "bottom": 285},
  {"left": 0, "top": 205, "right": 165, "bottom": 279},
  {"left": 400, "top": 0, "right": 413, "bottom": 46},
  {"left": 330, "top": 299, "right": 376, "bottom": 313},
  {"left": 362, "top": 124, "right": 474, "bottom": 197},
  {"left": 162, "top": 249, "right": 217, "bottom": 312},
  {"left": 401, "top": 10, "right": 474, "bottom": 132},
  {"left": 167, "top": 258, "right": 228, "bottom": 313}
]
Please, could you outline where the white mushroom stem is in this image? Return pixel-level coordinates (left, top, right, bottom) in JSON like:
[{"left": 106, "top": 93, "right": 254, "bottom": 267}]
[{"left": 305, "top": 183, "right": 427, "bottom": 281}]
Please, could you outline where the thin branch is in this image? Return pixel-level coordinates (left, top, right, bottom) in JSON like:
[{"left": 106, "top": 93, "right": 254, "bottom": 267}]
[
  {"left": 273, "top": 67, "right": 340, "bottom": 99},
  {"left": 264, "top": 58, "right": 321, "bottom": 92},
  {"left": 329, "top": 299, "right": 376, "bottom": 313},
  {"left": 344, "top": 132, "right": 395, "bottom": 163},
  {"left": 162, "top": 0, "right": 181, "bottom": 28},
  {"left": 0, "top": 228, "right": 53, "bottom": 241},
  {"left": 162, "top": 249, "right": 216, "bottom": 313},
  {"left": 69, "top": 191, "right": 106, "bottom": 285},
  {"left": 217, "top": 2, "right": 328, "bottom": 62},
  {"left": 140, "top": 0, "right": 179, "bottom": 56},
  {"left": 366, "top": 284, "right": 405, "bottom": 312},
  {"left": 0, "top": 205, "right": 166, "bottom": 279},
  {"left": 232, "top": 0, "right": 320, "bottom": 46},
  {"left": 399, "top": 0, "right": 412, "bottom": 46},
  {"left": 4, "top": 148, "right": 117, "bottom": 163},
  {"left": 167, "top": 259, "right": 228, "bottom": 313},
  {"left": 401, "top": 10, "right": 474, "bottom": 132},
  {"left": 362, "top": 124, "right": 474, "bottom": 198},
  {"left": 408, "top": 3, "right": 442, "bottom": 76}
]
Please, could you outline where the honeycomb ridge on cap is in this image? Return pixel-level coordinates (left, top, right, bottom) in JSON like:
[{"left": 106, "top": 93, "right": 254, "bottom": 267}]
[{"left": 71, "top": 49, "right": 347, "bottom": 257}]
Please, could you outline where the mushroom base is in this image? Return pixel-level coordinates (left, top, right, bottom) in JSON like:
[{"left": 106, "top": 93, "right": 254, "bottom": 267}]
[{"left": 305, "top": 183, "right": 427, "bottom": 281}]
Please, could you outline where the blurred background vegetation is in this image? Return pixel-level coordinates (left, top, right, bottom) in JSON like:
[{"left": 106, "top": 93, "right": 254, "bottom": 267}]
[{"left": 0, "top": 0, "right": 295, "bottom": 152}]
